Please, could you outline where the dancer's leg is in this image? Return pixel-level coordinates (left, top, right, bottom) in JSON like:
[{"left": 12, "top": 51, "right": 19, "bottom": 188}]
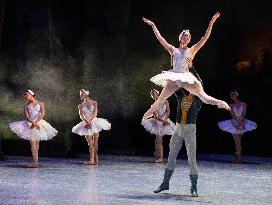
[
  {"left": 143, "top": 81, "right": 179, "bottom": 119},
  {"left": 28, "top": 140, "right": 39, "bottom": 168},
  {"left": 184, "top": 84, "right": 230, "bottom": 110},
  {"left": 154, "top": 124, "right": 183, "bottom": 193},
  {"left": 154, "top": 135, "right": 164, "bottom": 163},
  {"left": 85, "top": 135, "right": 95, "bottom": 165},
  {"left": 166, "top": 124, "right": 184, "bottom": 171},
  {"left": 233, "top": 134, "right": 242, "bottom": 163},
  {"left": 154, "top": 135, "right": 159, "bottom": 160},
  {"left": 184, "top": 125, "right": 199, "bottom": 197},
  {"left": 184, "top": 125, "right": 198, "bottom": 176},
  {"left": 93, "top": 133, "right": 99, "bottom": 164}
]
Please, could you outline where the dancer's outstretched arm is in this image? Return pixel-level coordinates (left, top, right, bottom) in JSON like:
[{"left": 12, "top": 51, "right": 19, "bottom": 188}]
[
  {"left": 142, "top": 17, "right": 175, "bottom": 54},
  {"left": 191, "top": 12, "right": 220, "bottom": 57}
]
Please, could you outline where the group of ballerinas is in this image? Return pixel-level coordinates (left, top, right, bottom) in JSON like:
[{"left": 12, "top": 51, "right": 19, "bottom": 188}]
[
  {"left": 141, "top": 12, "right": 257, "bottom": 163},
  {"left": 9, "top": 89, "right": 111, "bottom": 168},
  {"left": 7, "top": 11, "right": 257, "bottom": 169},
  {"left": 142, "top": 89, "right": 257, "bottom": 163}
]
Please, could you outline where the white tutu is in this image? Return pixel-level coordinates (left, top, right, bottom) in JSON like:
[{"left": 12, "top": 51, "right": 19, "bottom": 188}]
[
  {"left": 150, "top": 70, "right": 202, "bottom": 89},
  {"left": 218, "top": 119, "right": 257, "bottom": 134},
  {"left": 9, "top": 119, "right": 58, "bottom": 141},
  {"left": 141, "top": 118, "right": 175, "bottom": 136},
  {"left": 72, "top": 117, "right": 111, "bottom": 136}
]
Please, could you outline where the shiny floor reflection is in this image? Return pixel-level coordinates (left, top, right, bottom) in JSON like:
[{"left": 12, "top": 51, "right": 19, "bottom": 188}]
[{"left": 0, "top": 155, "right": 271, "bottom": 205}]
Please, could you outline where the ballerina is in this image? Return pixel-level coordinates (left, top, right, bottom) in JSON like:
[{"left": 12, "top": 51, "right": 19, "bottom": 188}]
[
  {"left": 218, "top": 91, "right": 257, "bottom": 163},
  {"left": 9, "top": 90, "right": 58, "bottom": 168},
  {"left": 141, "top": 89, "right": 175, "bottom": 163},
  {"left": 72, "top": 89, "right": 111, "bottom": 165},
  {"left": 142, "top": 12, "right": 230, "bottom": 120}
]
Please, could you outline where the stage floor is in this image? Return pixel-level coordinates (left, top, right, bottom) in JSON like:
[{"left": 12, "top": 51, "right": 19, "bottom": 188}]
[{"left": 0, "top": 155, "right": 271, "bottom": 205}]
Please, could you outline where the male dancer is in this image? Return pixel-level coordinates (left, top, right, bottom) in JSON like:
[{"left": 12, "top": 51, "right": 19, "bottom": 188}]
[{"left": 154, "top": 68, "right": 202, "bottom": 197}]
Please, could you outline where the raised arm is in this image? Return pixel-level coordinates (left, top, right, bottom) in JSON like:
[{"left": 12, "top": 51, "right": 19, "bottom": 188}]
[
  {"left": 191, "top": 12, "right": 220, "bottom": 57},
  {"left": 142, "top": 17, "right": 175, "bottom": 54}
]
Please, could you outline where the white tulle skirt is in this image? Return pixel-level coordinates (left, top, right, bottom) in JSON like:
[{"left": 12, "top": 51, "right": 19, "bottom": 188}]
[
  {"left": 150, "top": 70, "right": 202, "bottom": 89},
  {"left": 72, "top": 117, "right": 111, "bottom": 136},
  {"left": 141, "top": 118, "right": 175, "bottom": 136},
  {"left": 218, "top": 119, "right": 257, "bottom": 135},
  {"left": 9, "top": 120, "right": 58, "bottom": 141}
]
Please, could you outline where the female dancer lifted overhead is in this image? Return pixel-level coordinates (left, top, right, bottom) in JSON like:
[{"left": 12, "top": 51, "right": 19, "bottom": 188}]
[{"left": 142, "top": 12, "right": 230, "bottom": 120}]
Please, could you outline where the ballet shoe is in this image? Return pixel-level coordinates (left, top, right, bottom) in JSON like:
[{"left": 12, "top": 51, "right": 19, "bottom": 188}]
[
  {"left": 85, "top": 160, "right": 95, "bottom": 165},
  {"left": 26, "top": 163, "right": 40, "bottom": 168},
  {"left": 154, "top": 159, "right": 164, "bottom": 163}
]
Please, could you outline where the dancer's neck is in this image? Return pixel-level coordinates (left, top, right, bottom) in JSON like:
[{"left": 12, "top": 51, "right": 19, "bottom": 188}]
[{"left": 179, "top": 43, "right": 188, "bottom": 49}]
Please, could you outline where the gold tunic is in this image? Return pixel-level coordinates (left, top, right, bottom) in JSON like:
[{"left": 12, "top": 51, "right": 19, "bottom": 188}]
[{"left": 181, "top": 94, "right": 194, "bottom": 124}]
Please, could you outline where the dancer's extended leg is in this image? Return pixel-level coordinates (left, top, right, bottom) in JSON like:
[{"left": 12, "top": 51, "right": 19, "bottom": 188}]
[
  {"left": 143, "top": 81, "right": 179, "bottom": 119},
  {"left": 184, "top": 83, "right": 230, "bottom": 110}
]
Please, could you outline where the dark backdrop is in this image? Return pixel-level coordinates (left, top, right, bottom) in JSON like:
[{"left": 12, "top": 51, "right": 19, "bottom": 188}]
[{"left": 0, "top": 0, "right": 271, "bottom": 158}]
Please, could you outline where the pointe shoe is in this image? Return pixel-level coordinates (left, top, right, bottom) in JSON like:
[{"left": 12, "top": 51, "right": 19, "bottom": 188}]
[
  {"left": 154, "top": 159, "right": 164, "bottom": 163},
  {"left": 232, "top": 160, "right": 242, "bottom": 164},
  {"left": 86, "top": 160, "right": 95, "bottom": 165},
  {"left": 26, "top": 163, "right": 39, "bottom": 168},
  {"left": 217, "top": 101, "right": 231, "bottom": 110}
]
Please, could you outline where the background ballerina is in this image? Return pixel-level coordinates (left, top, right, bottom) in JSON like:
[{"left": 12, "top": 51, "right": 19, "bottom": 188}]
[
  {"left": 9, "top": 90, "right": 58, "bottom": 168},
  {"left": 72, "top": 89, "right": 111, "bottom": 165},
  {"left": 141, "top": 89, "right": 175, "bottom": 163},
  {"left": 142, "top": 12, "right": 230, "bottom": 120},
  {"left": 218, "top": 91, "right": 257, "bottom": 163}
]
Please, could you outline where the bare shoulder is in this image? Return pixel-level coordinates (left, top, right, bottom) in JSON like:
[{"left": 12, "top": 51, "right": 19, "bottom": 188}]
[
  {"left": 241, "top": 102, "right": 247, "bottom": 107},
  {"left": 169, "top": 45, "right": 176, "bottom": 53},
  {"left": 78, "top": 103, "right": 84, "bottom": 109},
  {"left": 92, "top": 100, "right": 98, "bottom": 106}
]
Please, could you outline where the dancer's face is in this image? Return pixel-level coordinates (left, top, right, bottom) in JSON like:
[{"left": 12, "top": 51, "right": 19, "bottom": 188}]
[
  {"left": 24, "top": 92, "right": 34, "bottom": 101},
  {"left": 180, "top": 33, "right": 191, "bottom": 45},
  {"left": 152, "top": 91, "right": 159, "bottom": 100},
  {"left": 80, "top": 91, "right": 89, "bottom": 100},
  {"left": 230, "top": 92, "right": 238, "bottom": 101}
]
